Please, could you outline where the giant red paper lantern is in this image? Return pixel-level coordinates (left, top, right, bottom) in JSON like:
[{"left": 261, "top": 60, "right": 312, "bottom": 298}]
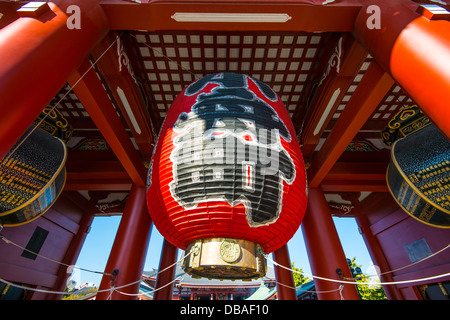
[{"left": 147, "top": 73, "right": 307, "bottom": 279}]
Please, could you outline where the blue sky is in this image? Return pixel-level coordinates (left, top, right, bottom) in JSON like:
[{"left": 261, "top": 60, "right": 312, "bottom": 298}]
[{"left": 73, "top": 215, "right": 374, "bottom": 287}]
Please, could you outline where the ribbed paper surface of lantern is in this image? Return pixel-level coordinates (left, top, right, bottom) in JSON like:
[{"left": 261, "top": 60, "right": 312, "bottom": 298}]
[{"left": 146, "top": 73, "right": 307, "bottom": 253}]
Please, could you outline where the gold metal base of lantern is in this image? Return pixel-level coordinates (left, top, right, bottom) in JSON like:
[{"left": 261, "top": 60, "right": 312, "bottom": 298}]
[{"left": 182, "top": 238, "right": 266, "bottom": 281}]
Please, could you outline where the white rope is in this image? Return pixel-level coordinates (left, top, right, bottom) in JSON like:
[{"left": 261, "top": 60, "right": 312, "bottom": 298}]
[
  {"left": 263, "top": 276, "right": 340, "bottom": 295},
  {"left": 0, "top": 249, "right": 193, "bottom": 298},
  {"left": 266, "top": 255, "right": 450, "bottom": 286},
  {"left": 339, "top": 284, "right": 345, "bottom": 300},
  {"left": 0, "top": 234, "right": 110, "bottom": 276},
  {"left": 368, "top": 243, "right": 450, "bottom": 278},
  {"left": 0, "top": 277, "right": 115, "bottom": 296},
  {"left": 114, "top": 275, "right": 184, "bottom": 297},
  {"left": 104, "top": 249, "right": 192, "bottom": 293}
]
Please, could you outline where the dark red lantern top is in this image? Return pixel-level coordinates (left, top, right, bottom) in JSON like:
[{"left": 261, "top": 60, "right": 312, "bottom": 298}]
[{"left": 146, "top": 73, "right": 307, "bottom": 254}]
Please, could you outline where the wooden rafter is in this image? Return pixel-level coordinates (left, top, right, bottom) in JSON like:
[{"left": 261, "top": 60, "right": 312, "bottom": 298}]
[
  {"left": 65, "top": 159, "right": 132, "bottom": 191},
  {"left": 99, "top": 0, "right": 362, "bottom": 32},
  {"left": 67, "top": 59, "right": 147, "bottom": 187},
  {"left": 91, "top": 32, "right": 156, "bottom": 159},
  {"left": 300, "top": 35, "right": 368, "bottom": 158},
  {"left": 321, "top": 161, "right": 389, "bottom": 192},
  {"left": 307, "top": 61, "right": 394, "bottom": 188}
]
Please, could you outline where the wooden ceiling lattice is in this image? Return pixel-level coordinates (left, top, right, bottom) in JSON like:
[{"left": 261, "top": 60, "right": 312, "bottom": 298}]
[
  {"left": 48, "top": 61, "right": 135, "bottom": 148},
  {"left": 51, "top": 84, "right": 92, "bottom": 128},
  {"left": 43, "top": 29, "right": 421, "bottom": 161},
  {"left": 130, "top": 31, "right": 327, "bottom": 119},
  {"left": 322, "top": 54, "right": 416, "bottom": 143},
  {"left": 45, "top": 29, "right": 420, "bottom": 161},
  {"left": 370, "top": 84, "right": 416, "bottom": 127},
  {"left": 329, "top": 55, "right": 374, "bottom": 122}
]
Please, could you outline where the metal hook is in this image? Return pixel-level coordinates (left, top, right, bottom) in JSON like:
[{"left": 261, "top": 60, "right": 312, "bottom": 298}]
[
  {"left": 336, "top": 268, "right": 344, "bottom": 280},
  {"left": 110, "top": 268, "right": 119, "bottom": 287}
]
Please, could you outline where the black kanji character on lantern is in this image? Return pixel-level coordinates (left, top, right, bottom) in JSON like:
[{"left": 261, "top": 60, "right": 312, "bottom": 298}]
[{"left": 169, "top": 73, "right": 296, "bottom": 227}]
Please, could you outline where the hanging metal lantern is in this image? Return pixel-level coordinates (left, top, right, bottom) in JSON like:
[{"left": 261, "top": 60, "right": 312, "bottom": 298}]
[
  {"left": 146, "top": 73, "right": 308, "bottom": 280},
  {"left": 0, "top": 126, "right": 67, "bottom": 227},
  {"left": 384, "top": 105, "right": 450, "bottom": 228}
]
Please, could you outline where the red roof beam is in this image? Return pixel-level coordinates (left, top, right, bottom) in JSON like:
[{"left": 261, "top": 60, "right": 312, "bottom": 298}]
[
  {"left": 64, "top": 178, "right": 132, "bottom": 192},
  {"left": 67, "top": 60, "right": 147, "bottom": 187},
  {"left": 91, "top": 32, "right": 155, "bottom": 159},
  {"left": 320, "top": 161, "right": 388, "bottom": 192},
  {"left": 100, "top": 0, "right": 362, "bottom": 32},
  {"left": 307, "top": 61, "right": 394, "bottom": 188},
  {"left": 353, "top": 0, "right": 450, "bottom": 140},
  {"left": 321, "top": 180, "right": 388, "bottom": 193},
  {"left": 0, "top": 0, "right": 108, "bottom": 160},
  {"left": 300, "top": 35, "right": 368, "bottom": 158},
  {"left": 65, "top": 160, "right": 132, "bottom": 191},
  {"left": 326, "top": 162, "right": 387, "bottom": 181}
]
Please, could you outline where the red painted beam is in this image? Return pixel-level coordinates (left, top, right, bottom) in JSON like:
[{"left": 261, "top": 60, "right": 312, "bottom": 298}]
[
  {"left": 352, "top": 193, "right": 404, "bottom": 300},
  {"left": 100, "top": 0, "right": 362, "bottom": 32},
  {"left": 49, "top": 194, "right": 98, "bottom": 299},
  {"left": 307, "top": 61, "right": 394, "bottom": 188},
  {"left": 91, "top": 32, "right": 155, "bottom": 159},
  {"left": 65, "top": 160, "right": 132, "bottom": 191},
  {"left": 302, "top": 187, "right": 360, "bottom": 300},
  {"left": 326, "top": 162, "right": 387, "bottom": 181},
  {"left": 353, "top": 0, "right": 450, "bottom": 140},
  {"left": 68, "top": 60, "right": 147, "bottom": 187},
  {"left": 321, "top": 180, "right": 388, "bottom": 192},
  {"left": 0, "top": 2, "right": 21, "bottom": 28},
  {"left": 0, "top": 0, "right": 108, "bottom": 160}
]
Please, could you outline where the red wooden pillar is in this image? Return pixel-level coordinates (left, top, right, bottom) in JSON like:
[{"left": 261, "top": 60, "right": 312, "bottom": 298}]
[
  {"left": 350, "top": 194, "right": 403, "bottom": 300},
  {"left": 302, "top": 187, "right": 360, "bottom": 300},
  {"left": 353, "top": 1, "right": 450, "bottom": 139},
  {"left": 272, "top": 244, "right": 297, "bottom": 300},
  {"left": 49, "top": 193, "right": 101, "bottom": 300},
  {"left": 354, "top": 210, "right": 404, "bottom": 300},
  {"left": 0, "top": 0, "right": 108, "bottom": 160},
  {"left": 153, "top": 239, "right": 178, "bottom": 300},
  {"left": 96, "top": 185, "right": 152, "bottom": 300}
]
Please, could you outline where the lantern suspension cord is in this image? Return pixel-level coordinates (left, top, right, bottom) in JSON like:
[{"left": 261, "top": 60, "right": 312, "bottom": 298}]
[
  {"left": 0, "top": 248, "right": 193, "bottom": 297},
  {"left": 113, "top": 275, "right": 185, "bottom": 297},
  {"left": 108, "top": 248, "right": 194, "bottom": 293},
  {"left": 0, "top": 33, "right": 122, "bottom": 164},
  {"left": 265, "top": 255, "right": 450, "bottom": 286},
  {"left": 0, "top": 276, "right": 115, "bottom": 296},
  {"left": 356, "top": 243, "right": 450, "bottom": 279},
  {"left": 263, "top": 276, "right": 341, "bottom": 295},
  {"left": 0, "top": 232, "right": 111, "bottom": 277}
]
